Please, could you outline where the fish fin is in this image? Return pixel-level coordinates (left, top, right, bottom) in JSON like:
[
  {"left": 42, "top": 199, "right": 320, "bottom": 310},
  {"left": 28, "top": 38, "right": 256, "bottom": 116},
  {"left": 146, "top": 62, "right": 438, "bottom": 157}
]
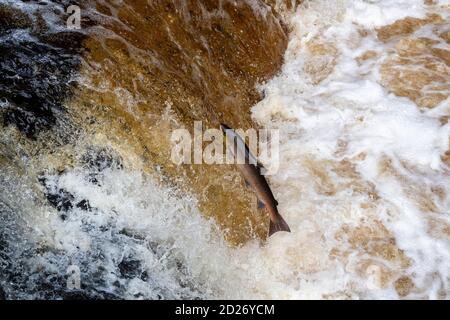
[
  {"left": 268, "top": 215, "right": 291, "bottom": 237},
  {"left": 274, "top": 199, "right": 278, "bottom": 206},
  {"left": 257, "top": 199, "right": 265, "bottom": 209}
]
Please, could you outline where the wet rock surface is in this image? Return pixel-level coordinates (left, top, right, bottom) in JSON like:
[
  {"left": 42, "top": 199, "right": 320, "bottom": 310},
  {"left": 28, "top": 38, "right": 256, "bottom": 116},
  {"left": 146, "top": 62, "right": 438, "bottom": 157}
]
[
  {"left": 118, "top": 258, "right": 143, "bottom": 279},
  {"left": 378, "top": 13, "right": 449, "bottom": 109},
  {"left": 0, "top": 3, "right": 32, "bottom": 32},
  {"left": 74, "top": 0, "right": 289, "bottom": 244}
]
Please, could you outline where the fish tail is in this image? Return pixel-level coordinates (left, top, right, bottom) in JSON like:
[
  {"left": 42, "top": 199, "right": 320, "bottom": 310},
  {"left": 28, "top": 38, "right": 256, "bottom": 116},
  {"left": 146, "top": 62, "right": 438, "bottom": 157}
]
[{"left": 268, "top": 214, "right": 291, "bottom": 236}]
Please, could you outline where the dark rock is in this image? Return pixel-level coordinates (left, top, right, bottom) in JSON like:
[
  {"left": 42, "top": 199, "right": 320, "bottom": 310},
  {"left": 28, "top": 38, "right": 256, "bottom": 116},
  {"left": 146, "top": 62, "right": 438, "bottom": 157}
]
[
  {"left": 82, "top": 147, "right": 123, "bottom": 185},
  {"left": 82, "top": 147, "right": 123, "bottom": 172},
  {"left": 39, "top": 174, "right": 92, "bottom": 217},
  {"left": 0, "top": 4, "right": 32, "bottom": 33},
  {"left": 76, "top": 199, "right": 92, "bottom": 211},
  {"left": 38, "top": 31, "right": 86, "bottom": 53},
  {"left": 140, "top": 270, "right": 149, "bottom": 282},
  {"left": 118, "top": 258, "right": 142, "bottom": 279}
]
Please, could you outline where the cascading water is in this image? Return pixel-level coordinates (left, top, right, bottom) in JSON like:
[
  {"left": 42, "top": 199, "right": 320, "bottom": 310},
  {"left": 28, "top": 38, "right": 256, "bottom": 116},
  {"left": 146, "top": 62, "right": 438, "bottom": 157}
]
[{"left": 0, "top": 0, "right": 449, "bottom": 300}]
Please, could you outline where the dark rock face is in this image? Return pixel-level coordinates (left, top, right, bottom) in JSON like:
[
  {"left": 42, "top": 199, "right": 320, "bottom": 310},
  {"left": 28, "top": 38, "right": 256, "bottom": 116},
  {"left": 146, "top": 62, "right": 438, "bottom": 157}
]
[
  {"left": 118, "top": 258, "right": 142, "bottom": 279},
  {"left": 82, "top": 147, "right": 124, "bottom": 185},
  {"left": 39, "top": 174, "right": 90, "bottom": 221},
  {"left": 0, "top": 2, "right": 85, "bottom": 139},
  {"left": 0, "top": 4, "right": 32, "bottom": 32},
  {"left": 45, "top": 187, "right": 75, "bottom": 213},
  {"left": 82, "top": 147, "right": 124, "bottom": 172}
]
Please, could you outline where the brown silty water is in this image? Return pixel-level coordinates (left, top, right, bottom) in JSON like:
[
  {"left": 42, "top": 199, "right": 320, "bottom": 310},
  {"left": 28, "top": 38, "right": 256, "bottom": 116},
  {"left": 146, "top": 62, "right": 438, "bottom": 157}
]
[{"left": 0, "top": 0, "right": 292, "bottom": 246}]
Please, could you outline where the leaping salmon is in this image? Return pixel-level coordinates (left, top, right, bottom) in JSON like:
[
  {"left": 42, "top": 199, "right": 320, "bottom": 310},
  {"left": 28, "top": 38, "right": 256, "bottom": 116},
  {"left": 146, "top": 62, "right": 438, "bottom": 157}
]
[{"left": 220, "top": 123, "right": 291, "bottom": 237}]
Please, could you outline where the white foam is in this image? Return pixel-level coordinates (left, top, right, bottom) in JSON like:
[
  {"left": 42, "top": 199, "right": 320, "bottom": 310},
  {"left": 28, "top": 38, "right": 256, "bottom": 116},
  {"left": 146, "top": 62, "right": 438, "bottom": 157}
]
[{"left": 345, "top": 0, "right": 427, "bottom": 28}]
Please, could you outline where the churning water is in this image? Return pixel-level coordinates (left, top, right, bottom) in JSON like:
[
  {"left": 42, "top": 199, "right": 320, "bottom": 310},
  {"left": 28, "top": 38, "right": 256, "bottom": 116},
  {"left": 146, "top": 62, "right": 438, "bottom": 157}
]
[{"left": 0, "top": 0, "right": 449, "bottom": 299}]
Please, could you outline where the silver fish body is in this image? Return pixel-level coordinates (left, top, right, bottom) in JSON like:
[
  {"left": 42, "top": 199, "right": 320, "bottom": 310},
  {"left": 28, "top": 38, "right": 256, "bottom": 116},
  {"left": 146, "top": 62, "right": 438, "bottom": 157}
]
[{"left": 220, "top": 123, "right": 290, "bottom": 236}]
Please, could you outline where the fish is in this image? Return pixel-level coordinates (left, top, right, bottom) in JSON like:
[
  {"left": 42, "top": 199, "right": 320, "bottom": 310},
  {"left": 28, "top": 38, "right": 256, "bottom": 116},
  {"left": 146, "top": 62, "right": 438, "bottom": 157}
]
[{"left": 220, "top": 123, "right": 291, "bottom": 237}]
